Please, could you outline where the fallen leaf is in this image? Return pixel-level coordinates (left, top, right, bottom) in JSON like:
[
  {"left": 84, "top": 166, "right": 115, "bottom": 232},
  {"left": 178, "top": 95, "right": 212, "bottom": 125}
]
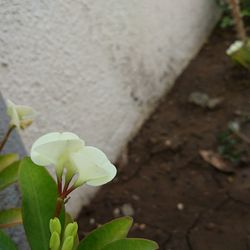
[{"left": 199, "top": 150, "right": 235, "bottom": 173}]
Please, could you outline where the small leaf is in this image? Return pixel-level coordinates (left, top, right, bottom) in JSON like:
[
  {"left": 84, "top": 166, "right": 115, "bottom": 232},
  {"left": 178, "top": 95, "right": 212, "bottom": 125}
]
[
  {"left": 0, "top": 229, "right": 18, "bottom": 250},
  {"left": 0, "top": 161, "right": 20, "bottom": 191},
  {"left": 19, "top": 157, "right": 58, "bottom": 250},
  {"left": 0, "top": 154, "right": 19, "bottom": 172},
  {"left": 101, "top": 238, "right": 159, "bottom": 250},
  {"left": 0, "top": 208, "right": 22, "bottom": 228},
  {"left": 77, "top": 217, "right": 133, "bottom": 250}
]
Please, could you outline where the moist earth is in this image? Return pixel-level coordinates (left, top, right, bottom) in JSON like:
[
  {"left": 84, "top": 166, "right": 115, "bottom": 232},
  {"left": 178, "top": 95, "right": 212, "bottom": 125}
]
[{"left": 77, "top": 27, "right": 250, "bottom": 250}]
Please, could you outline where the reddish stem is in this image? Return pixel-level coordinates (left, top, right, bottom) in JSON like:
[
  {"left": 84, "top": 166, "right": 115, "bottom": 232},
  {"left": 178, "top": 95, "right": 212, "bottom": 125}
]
[
  {"left": 54, "top": 198, "right": 64, "bottom": 218},
  {"left": 62, "top": 175, "right": 74, "bottom": 194},
  {"left": 57, "top": 177, "right": 62, "bottom": 195},
  {"left": 61, "top": 186, "right": 76, "bottom": 199},
  {"left": 54, "top": 181, "right": 76, "bottom": 217},
  {"left": 229, "top": 0, "right": 247, "bottom": 40}
]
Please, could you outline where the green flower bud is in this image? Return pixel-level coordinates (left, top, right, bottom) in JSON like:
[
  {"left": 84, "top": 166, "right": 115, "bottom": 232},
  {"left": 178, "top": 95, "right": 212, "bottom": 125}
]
[
  {"left": 62, "top": 236, "right": 74, "bottom": 250},
  {"left": 49, "top": 217, "right": 61, "bottom": 235},
  {"left": 64, "top": 222, "right": 78, "bottom": 239},
  {"left": 49, "top": 232, "right": 60, "bottom": 250}
]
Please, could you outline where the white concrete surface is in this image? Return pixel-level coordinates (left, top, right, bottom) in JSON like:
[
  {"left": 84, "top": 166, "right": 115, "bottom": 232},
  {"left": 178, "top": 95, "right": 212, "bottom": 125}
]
[{"left": 0, "top": 0, "right": 219, "bottom": 217}]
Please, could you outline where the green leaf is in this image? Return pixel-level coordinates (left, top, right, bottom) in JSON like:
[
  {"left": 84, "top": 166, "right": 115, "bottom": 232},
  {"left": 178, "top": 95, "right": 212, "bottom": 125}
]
[
  {"left": 19, "top": 157, "right": 58, "bottom": 250},
  {"left": 0, "top": 229, "right": 18, "bottom": 250},
  {"left": 0, "top": 154, "right": 19, "bottom": 172},
  {"left": 0, "top": 208, "right": 22, "bottom": 228},
  {"left": 77, "top": 217, "right": 133, "bottom": 250},
  {"left": 101, "top": 238, "right": 159, "bottom": 250},
  {"left": 59, "top": 203, "right": 65, "bottom": 232},
  {"left": 0, "top": 161, "right": 20, "bottom": 191}
]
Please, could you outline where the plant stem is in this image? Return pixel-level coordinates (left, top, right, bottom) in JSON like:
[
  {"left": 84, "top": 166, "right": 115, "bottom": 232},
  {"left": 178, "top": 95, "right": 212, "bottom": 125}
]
[
  {"left": 61, "top": 186, "right": 76, "bottom": 199},
  {"left": 57, "top": 176, "right": 62, "bottom": 195},
  {"left": 62, "top": 174, "right": 74, "bottom": 194},
  {"left": 0, "top": 125, "right": 15, "bottom": 152},
  {"left": 54, "top": 184, "right": 76, "bottom": 217},
  {"left": 54, "top": 198, "right": 64, "bottom": 218},
  {"left": 229, "top": 0, "right": 247, "bottom": 41}
]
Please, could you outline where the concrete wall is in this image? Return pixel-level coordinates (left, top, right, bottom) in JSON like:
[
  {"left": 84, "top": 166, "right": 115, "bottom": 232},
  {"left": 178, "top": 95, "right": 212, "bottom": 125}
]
[{"left": 0, "top": 0, "right": 219, "bottom": 217}]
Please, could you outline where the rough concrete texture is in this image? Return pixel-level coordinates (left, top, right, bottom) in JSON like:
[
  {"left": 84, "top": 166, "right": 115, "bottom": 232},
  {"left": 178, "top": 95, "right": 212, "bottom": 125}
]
[
  {"left": 0, "top": 0, "right": 219, "bottom": 217},
  {"left": 0, "top": 93, "right": 29, "bottom": 249}
]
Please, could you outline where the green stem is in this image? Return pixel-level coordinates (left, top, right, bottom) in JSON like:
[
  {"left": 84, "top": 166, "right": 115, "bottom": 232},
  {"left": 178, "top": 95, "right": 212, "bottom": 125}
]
[{"left": 0, "top": 125, "right": 15, "bottom": 152}]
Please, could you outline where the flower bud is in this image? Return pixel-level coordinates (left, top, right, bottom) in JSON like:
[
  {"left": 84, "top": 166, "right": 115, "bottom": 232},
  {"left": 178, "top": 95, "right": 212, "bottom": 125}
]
[
  {"left": 30, "top": 132, "right": 117, "bottom": 189},
  {"left": 49, "top": 217, "right": 61, "bottom": 235},
  {"left": 49, "top": 232, "right": 60, "bottom": 250},
  {"left": 6, "top": 99, "right": 36, "bottom": 130},
  {"left": 62, "top": 236, "right": 74, "bottom": 250},
  {"left": 64, "top": 222, "right": 78, "bottom": 239}
]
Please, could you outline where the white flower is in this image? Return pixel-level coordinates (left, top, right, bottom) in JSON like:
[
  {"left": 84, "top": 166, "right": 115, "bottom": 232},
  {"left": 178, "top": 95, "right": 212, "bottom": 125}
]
[
  {"left": 226, "top": 40, "right": 244, "bottom": 55},
  {"left": 30, "top": 132, "right": 117, "bottom": 187},
  {"left": 6, "top": 100, "right": 36, "bottom": 130}
]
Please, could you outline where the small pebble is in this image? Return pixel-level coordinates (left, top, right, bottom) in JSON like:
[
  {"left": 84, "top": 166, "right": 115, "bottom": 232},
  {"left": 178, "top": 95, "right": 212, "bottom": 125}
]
[
  {"left": 139, "top": 223, "right": 146, "bottom": 230},
  {"left": 113, "top": 208, "right": 121, "bottom": 217},
  {"left": 121, "top": 203, "right": 135, "bottom": 216},
  {"left": 177, "top": 203, "right": 184, "bottom": 211},
  {"left": 164, "top": 139, "right": 172, "bottom": 146},
  {"left": 227, "top": 176, "right": 234, "bottom": 183},
  {"left": 89, "top": 218, "right": 95, "bottom": 225},
  {"left": 205, "top": 222, "right": 216, "bottom": 231},
  {"left": 132, "top": 194, "right": 140, "bottom": 201}
]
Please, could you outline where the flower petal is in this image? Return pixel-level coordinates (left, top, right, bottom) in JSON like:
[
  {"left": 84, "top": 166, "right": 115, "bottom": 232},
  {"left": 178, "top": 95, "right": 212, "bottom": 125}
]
[
  {"left": 86, "top": 161, "right": 117, "bottom": 186},
  {"left": 70, "top": 146, "right": 117, "bottom": 186},
  {"left": 6, "top": 100, "right": 20, "bottom": 128},
  {"left": 15, "top": 105, "right": 36, "bottom": 120},
  {"left": 31, "top": 132, "right": 85, "bottom": 167}
]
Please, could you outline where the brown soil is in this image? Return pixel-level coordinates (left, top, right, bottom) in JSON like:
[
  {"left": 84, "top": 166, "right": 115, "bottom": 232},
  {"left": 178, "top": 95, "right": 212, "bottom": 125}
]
[{"left": 77, "top": 28, "right": 250, "bottom": 250}]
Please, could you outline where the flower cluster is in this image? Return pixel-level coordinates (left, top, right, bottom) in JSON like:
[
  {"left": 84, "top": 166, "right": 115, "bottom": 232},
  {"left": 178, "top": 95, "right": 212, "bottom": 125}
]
[
  {"left": 49, "top": 218, "right": 78, "bottom": 250},
  {"left": 30, "top": 132, "right": 117, "bottom": 194}
]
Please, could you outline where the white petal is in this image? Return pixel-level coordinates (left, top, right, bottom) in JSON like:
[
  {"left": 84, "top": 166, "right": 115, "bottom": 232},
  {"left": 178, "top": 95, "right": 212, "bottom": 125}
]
[
  {"left": 70, "top": 146, "right": 117, "bottom": 186},
  {"left": 16, "top": 105, "right": 36, "bottom": 120},
  {"left": 30, "top": 132, "right": 85, "bottom": 167},
  {"left": 6, "top": 100, "right": 20, "bottom": 128},
  {"left": 86, "top": 162, "right": 117, "bottom": 186},
  {"left": 30, "top": 150, "right": 52, "bottom": 166}
]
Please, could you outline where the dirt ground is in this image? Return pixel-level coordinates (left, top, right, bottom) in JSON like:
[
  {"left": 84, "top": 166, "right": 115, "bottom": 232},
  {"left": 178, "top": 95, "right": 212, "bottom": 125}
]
[{"left": 77, "top": 27, "right": 250, "bottom": 250}]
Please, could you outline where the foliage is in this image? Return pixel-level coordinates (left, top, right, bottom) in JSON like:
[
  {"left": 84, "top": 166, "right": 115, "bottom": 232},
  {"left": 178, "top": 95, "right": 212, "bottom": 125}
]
[
  {"left": 217, "top": 0, "right": 250, "bottom": 28},
  {"left": 217, "top": 129, "right": 244, "bottom": 164}
]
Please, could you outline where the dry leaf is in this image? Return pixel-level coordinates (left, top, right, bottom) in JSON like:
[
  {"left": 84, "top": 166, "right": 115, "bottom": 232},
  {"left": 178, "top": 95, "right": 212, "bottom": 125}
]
[{"left": 199, "top": 150, "right": 235, "bottom": 173}]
